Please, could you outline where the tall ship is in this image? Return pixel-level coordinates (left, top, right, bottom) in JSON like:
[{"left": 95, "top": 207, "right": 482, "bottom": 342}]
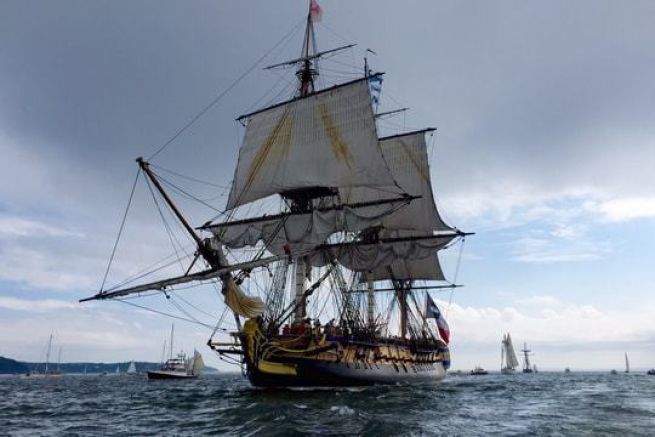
[
  {"left": 500, "top": 333, "right": 519, "bottom": 374},
  {"left": 81, "top": 1, "right": 470, "bottom": 387},
  {"left": 521, "top": 342, "right": 533, "bottom": 374}
]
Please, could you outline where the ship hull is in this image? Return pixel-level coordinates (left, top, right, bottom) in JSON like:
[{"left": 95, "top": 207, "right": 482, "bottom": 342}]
[
  {"left": 146, "top": 371, "right": 198, "bottom": 380},
  {"left": 246, "top": 359, "right": 447, "bottom": 387},
  {"left": 237, "top": 319, "right": 450, "bottom": 388}
]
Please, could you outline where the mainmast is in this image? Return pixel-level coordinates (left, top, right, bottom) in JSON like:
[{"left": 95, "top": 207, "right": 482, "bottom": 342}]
[
  {"left": 170, "top": 324, "right": 174, "bottom": 361},
  {"left": 292, "top": 0, "right": 319, "bottom": 322},
  {"left": 298, "top": 0, "right": 319, "bottom": 96}
]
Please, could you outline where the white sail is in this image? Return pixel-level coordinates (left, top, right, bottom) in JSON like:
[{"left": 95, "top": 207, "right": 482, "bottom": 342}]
[
  {"left": 341, "top": 130, "right": 451, "bottom": 232},
  {"left": 506, "top": 333, "right": 519, "bottom": 369},
  {"left": 191, "top": 350, "right": 205, "bottom": 376},
  {"left": 226, "top": 78, "right": 397, "bottom": 209},
  {"left": 127, "top": 360, "right": 137, "bottom": 374},
  {"left": 625, "top": 353, "right": 630, "bottom": 373},
  {"left": 336, "top": 130, "right": 454, "bottom": 281}
]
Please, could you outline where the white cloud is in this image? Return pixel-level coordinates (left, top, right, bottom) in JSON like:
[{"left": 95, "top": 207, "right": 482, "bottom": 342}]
[
  {"left": 0, "top": 215, "right": 83, "bottom": 238},
  {"left": 593, "top": 197, "right": 655, "bottom": 222},
  {"left": 441, "top": 297, "right": 654, "bottom": 346},
  {"left": 510, "top": 235, "right": 612, "bottom": 263},
  {"left": 0, "top": 297, "right": 77, "bottom": 312}
]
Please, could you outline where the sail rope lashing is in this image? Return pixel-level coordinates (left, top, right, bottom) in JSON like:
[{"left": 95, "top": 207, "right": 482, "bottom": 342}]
[
  {"left": 446, "top": 237, "right": 466, "bottom": 318},
  {"left": 99, "top": 168, "right": 141, "bottom": 293},
  {"left": 147, "top": 17, "right": 306, "bottom": 161}
]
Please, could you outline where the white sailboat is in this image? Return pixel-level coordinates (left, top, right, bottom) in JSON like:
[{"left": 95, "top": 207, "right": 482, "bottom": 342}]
[
  {"left": 147, "top": 325, "right": 204, "bottom": 380},
  {"left": 501, "top": 333, "right": 519, "bottom": 374},
  {"left": 127, "top": 360, "right": 137, "bottom": 374},
  {"left": 25, "top": 334, "right": 62, "bottom": 378},
  {"left": 625, "top": 352, "right": 630, "bottom": 373}
]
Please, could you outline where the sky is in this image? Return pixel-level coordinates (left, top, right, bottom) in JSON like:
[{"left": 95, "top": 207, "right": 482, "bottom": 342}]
[{"left": 1, "top": 0, "right": 654, "bottom": 372}]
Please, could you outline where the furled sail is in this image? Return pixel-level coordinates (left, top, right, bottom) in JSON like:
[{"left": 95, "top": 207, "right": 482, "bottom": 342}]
[
  {"left": 361, "top": 253, "right": 446, "bottom": 282},
  {"left": 309, "top": 234, "right": 455, "bottom": 275},
  {"left": 340, "top": 129, "right": 451, "bottom": 233},
  {"left": 226, "top": 77, "right": 397, "bottom": 209},
  {"left": 206, "top": 199, "right": 412, "bottom": 256}
]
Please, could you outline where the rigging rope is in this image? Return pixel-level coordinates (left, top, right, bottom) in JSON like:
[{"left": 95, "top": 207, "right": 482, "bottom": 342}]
[
  {"left": 147, "top": 18, "right": 306, "bottom": 161},
  {"left": 143, "top": 175, "right": 191, "bottom": 273},
  {"left": 116, "top": 298, "right": 220, "bottom": 331},
  {"left": 446, "top": 237, "right": 466, "bottom": 318},
  {"left": 100, "top": 168, "right": 140, "bottom": 292}
]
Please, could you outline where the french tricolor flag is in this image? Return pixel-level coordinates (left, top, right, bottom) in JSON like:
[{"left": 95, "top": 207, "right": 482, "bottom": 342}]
[
  {"left": 426, "top": 294, "right": 450, "bottom": 344},
  {"left": 310, "top": 0, "right": 322, "bottom": 22}
]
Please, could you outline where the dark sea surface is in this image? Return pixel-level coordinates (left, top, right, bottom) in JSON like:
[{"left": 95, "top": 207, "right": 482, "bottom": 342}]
[{"left": 1, "top": 372, "right": 654, "bottom": 436}]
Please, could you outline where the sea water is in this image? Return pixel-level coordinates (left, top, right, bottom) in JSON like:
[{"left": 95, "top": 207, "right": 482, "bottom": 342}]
[{"left": 1, "top": 372, "right": 654, "bottom": 435}]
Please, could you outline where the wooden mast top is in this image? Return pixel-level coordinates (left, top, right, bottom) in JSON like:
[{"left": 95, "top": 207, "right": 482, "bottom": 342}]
[{"left": 298, "top": 0, "right": 318, "bottom": 97}]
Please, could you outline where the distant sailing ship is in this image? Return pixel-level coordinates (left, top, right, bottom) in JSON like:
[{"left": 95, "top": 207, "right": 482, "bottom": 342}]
[
  {"left": 500, "top": 333, "right": 519, "bottom": 374},
  {"left": 521, "top": 342, "right": 533, "bottom": 374},
  {"left": 26, "top": 334, "right": 62, "bottom": 378},
  {"left": 147, "top": 325, "right": 204, "bottom": 380},
  {"left": 127, "top": 360, "right": 137, "bottom": 374},
  {"left": 624, "top": 352, "right": 630, "bottom": 374},
  {"left": 81, "top": 0, "right": 470, "bottom": 387}
]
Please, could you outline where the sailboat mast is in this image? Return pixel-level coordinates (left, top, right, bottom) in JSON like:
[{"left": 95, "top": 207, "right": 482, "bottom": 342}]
[
  {"left": 57, "top": 346, "right": 62, "bottom": 371},
  {"left": 45, "top": 333, "right": 53, "bottom": 373},
  {"left": 160, "top": 340, "right": 167, "bottom": 365},
  {"left": 170, "top": 324, "right": 174, "bottom": 360}
]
